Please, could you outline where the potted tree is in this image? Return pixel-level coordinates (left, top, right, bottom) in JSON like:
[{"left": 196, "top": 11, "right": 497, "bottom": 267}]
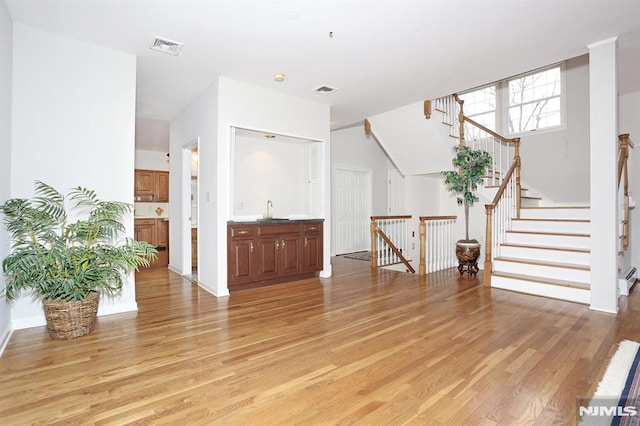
[
  {"left": 0, "top": 181, "right": 157, "bottom": 339},
  {"left": 442, "top": 145, "right": 493, "bottom": 276}
]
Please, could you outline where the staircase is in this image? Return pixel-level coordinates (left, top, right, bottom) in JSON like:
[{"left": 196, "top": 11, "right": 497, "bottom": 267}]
[{"left": 490, "top": 203, "right": 591, "bottom": 304}]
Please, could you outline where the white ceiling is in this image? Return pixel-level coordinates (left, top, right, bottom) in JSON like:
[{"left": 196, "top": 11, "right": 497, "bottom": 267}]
[{"left": 6, "top": 0, "right": 640, "bottom": 143}]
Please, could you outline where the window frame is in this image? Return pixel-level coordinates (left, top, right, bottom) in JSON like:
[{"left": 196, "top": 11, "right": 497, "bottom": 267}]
[{"left": 459, "top": 62, "right": 566, "bottom": 138}]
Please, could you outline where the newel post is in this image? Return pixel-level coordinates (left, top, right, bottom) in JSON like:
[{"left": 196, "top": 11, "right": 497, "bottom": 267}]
[
  {"left": 419, "top": 217, "right": 426, "bottom": 275},
  {"left": 514, "top": 138, "right": 522, "bottom": 219},
  {"left": 483, "top": 205, "right": 494, "bottom": 287},
  {"left": 454, "top": 94, "right": 465, "bottom": 147},
  {"left": 370, "top": 218, "right": 377, "bottom": 269}
]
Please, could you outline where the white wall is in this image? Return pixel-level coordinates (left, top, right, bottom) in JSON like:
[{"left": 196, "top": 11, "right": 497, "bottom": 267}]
[
  {"left": 519, "top": 55, "right": 591, "bottom": 203},
  {"left": 234, "top": 135, "right": 311, "bottom": 219},
  {"left": 368, "top": 101, "right": 457, "bottom": 176},
  {"left": 619, "top": 90, "right": 640, "bottom": 272},
  {"left": 169, "top": 82, "right": 219, "bottom": 291},
  {"left": 331, "top": 125, "right": 390, "bottom": 216},
  {"left": 10, "top": 24, "right": 137, "bottom": 328},
  {"left": 135, "top": 117, "right": 169, "bottom": 152},
  {"left": 0, "top": 1, "right": 13, "bottom": 353},
  {"left": 135, "top": 149, "right": 170, "bottom": 171}
]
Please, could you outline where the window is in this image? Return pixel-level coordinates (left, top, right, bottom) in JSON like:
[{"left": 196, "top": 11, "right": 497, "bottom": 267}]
[
  {"left": 508, "top": 66, "right": 562, "bottom": 133},
  {"left": 458, "top": 64, "right": 564, "bottom": 136}
]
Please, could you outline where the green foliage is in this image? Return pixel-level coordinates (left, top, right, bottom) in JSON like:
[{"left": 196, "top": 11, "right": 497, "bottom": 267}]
[
  {"left": 0, "top": 181, "right": 157, "bottom": 302},
  {"left": 441, "top": 145, "right": 493, "bottom": 240}
]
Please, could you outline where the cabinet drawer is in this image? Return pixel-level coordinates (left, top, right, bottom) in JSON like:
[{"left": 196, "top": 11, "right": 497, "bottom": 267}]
[
  {"left": 230, "top": 225, "right": 254, "bottom": 239},
  {"left": 257, "top": 223, "right": 300, "bottom": 236},
  {"left": 303, "top": 222, "right": 322, "bottom": 235}
]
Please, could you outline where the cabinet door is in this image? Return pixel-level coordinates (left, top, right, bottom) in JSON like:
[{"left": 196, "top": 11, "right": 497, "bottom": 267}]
[
  {"left": 156, "top": 171, "right": 169, "bottom": 202},
  {"left": 135, "top": 170, "right": 155, "bottom": 196},
  {"left": 228, "top": 239, "right": 255, "bottom": 285},
  {"left": 256, "top": 237, "right": 280, "bottom": 280},
  {"left": 156, "top": 219, "right": 169, "bottom": 248},
  {"left": 134, "top": 220, "right": 156, "bottom": 245},
  {"left": 280, "top": 235, "right": 301, "bottom": 277},
  {"left": 302, "top": 222, "right": 323, "bottom": 273}
]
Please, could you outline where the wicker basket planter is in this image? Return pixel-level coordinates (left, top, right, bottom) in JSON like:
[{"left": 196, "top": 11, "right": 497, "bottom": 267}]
[{"left": 43, "top": 291, "right": 100, "bottom": 339}]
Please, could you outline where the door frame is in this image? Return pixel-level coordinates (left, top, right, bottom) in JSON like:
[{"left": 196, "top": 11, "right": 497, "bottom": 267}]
[{"left": 331, "top": 164, "right": 372, "bottom": 256}]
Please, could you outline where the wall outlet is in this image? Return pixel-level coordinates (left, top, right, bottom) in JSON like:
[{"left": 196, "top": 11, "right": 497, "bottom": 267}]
[{"left": 237, "top": 201, "right": 244, "bottom": 209}]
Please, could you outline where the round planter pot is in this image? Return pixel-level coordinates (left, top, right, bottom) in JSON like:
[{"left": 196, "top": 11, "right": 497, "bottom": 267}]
[
  {"left": 42, "top": 291, "right": 99, "bottom": 339},
  {"left": 456, "top": 239, "right": 481, "bottom": 276}
]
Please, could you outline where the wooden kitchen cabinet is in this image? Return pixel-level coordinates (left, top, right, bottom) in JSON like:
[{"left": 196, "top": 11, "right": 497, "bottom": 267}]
[
  {"left": 191, "top": 228, "right": 198, "bottom": 268},
  {"left": 227, "top": 220, "right": 323, "bottom": 290},
  {"left": 134, "top": 218, "right": 169, "bottom": 268},
  {"left": 228, "top": 225, "right": 255, "bottom": 285},
  {"left": 135, "top": 169, "right": 169, "bottom": 202},
  {"left": 302, "top": 222, "right": 323, "bottom": 273}
]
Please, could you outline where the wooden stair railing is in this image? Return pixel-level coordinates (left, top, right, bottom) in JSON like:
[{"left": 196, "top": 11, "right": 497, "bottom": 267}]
[
  {"left": 450, "top": 94, "right": 522, "bottom": 286},
  {"left": 418, "top": 216, "right": 457, "bottom": 275},
  {"left": 370, "top": 216, "right": 415, "bottom": 273},
  {"left": 618, "top": 133, "right": 634, "bottom": 250}
]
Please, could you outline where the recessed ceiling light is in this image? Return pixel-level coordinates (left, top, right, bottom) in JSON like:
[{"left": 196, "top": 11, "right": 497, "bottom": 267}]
[
  {"left": 265, "top": 134, "right": 276, "bottom": 139},
  {"left": 274, "top": 73, "right": 285, "bottom": 82},
  {"left": 149, "top": 36, "right": 184, "bottom": 56}
]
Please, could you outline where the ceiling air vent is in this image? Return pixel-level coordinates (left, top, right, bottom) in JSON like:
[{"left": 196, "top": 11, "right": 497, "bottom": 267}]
[
  {"left": 149, "top": 36, "right": 184, "bottom": 56},
  {"left": 312, "top": 85, "right": 338, "bottom": 95}
]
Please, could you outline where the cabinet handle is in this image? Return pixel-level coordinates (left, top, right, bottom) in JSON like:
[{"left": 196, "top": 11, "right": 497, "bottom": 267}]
[
  {"left": 250, "top": 242, "right": 253, "bottom": 253},
  {"left": 282, "top": 239, "right": 285, "bottom": 248},
  {"left": 309, "top": 227, "right": 317, "bottom": 231},
  {"left": 276, "top": 241, "right": 280, "bottom": 250},
  {"left": 304, "top": 237, "right": 308, "bottom": 247},
  {"left": 237, "top": 230, "right": 248, "bottom": 236}
]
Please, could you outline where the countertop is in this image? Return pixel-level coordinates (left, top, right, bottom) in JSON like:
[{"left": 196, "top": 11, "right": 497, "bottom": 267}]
[{"left": 228, "top": 218, "right": 324, "bottom": 225}]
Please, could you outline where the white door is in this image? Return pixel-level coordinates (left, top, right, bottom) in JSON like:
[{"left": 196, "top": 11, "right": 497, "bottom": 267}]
[{"left": 333, "top": 166, "right": 371, "bottom": 255}]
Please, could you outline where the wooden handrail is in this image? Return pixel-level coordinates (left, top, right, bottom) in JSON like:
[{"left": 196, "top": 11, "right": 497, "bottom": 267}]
[
  {"left": 371, "top": 215, "right": 411, "bottom": 220},
  {"left": 462, "top": 116, "right": 520, "bottom": 145},
  {"left": 488, "top": 160, "right": 517, "bottom": 206},
  {"left": 372, "top": 225, "right": 415, "bottom": 273},
  {"left": 618, "top": 133, "right": 633, "bottom": 249},
  {"left": 419, "top": 215, "right": 457, "bottom": 221}
]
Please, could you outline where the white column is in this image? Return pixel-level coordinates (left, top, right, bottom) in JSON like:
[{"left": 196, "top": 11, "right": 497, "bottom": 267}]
[{"left": 588, "top": 37, "right": 619, "bottom": 313}]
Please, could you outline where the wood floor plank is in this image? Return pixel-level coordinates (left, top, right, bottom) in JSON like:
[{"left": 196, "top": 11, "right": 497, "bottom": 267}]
[{"left": 0, "top": 256, "right": 638, "bottom": 424}]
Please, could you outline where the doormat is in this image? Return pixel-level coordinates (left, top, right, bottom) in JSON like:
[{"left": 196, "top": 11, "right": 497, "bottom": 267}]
[
  {"left": 342, "top": 251, "right": 372, "bottom": 262},
  {"left": 579, "top": 340, "right": 640, "bottom": 425}
]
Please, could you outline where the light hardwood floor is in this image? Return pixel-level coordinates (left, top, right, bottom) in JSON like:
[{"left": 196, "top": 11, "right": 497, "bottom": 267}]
[{"left": 1, "top": 256, "right": 638, "bottom": 425}]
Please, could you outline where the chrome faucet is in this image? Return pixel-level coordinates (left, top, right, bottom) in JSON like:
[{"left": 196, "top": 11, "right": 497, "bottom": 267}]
[{"left": 266, "top": 200, "right": 273, "bottom": 218}]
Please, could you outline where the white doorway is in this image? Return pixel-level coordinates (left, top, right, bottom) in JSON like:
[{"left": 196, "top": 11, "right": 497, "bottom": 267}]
[
  {"left": 333, "top": 165, "right": 371, "bottom": 255},
  {"left": 182, "top": 139, "right": 199, "bottom": 282}
]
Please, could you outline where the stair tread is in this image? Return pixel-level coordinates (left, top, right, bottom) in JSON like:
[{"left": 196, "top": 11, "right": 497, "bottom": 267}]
[
  {"left": 521, "top": 196, "right": 542, "bottom": 200},
  {"left": 494, "top": 256, "right": 590, "bottom": 271},
  {"left": 506, "top": 230, "right": 590, "bottom": 237},
  {"left": 513, "top": 218, "right": 590, "bottom": 223},
  {"left": 521, "top": 206, "right": 590, "bottom": 209},
  {"left": 501, "top": 242, "right": 590, "bottom": 253},
  {"left": 492, "top": 271, "right": 590, "bottom": 290}
]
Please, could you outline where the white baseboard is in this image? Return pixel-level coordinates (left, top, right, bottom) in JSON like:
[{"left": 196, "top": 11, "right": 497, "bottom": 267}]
[
  {"left": 619, "top": 267, "right": 637, "bottom": 296},
  {"left": 12, "top": 302, "right": 138, "bottom": 330},
  {"left": 0, "top": 326, "right": 13, "bottom": 358}
]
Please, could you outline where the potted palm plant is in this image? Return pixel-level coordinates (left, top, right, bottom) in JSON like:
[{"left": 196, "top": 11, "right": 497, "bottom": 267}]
[
  {"left": 442, "top": 145, "right": 493, "bottom": 276},
  {"left": 0, "top": 181, "right": 157, "bottom": 339}
]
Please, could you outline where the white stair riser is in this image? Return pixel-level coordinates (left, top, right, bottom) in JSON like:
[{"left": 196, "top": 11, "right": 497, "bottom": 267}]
[
  {"left": 493, "top": 260, "right": 590, "bottom": 283},
  {"left": 511, "top": 220, "right": 590, "bottom": 233},
  {"left": 520, "top": 208, "right": 590, "bottom": 220},
  {"left": 499, "top": 246, "right": 590, "bottom": 265},
  {"left": 505, "top": 232, "right": 590, "bottom": 249},
  {"left": 491, "top": 276, "right": 590, "bottom": 304},
  {"left": 521, "top": 198, "right": 542, "bottom": 207}
]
